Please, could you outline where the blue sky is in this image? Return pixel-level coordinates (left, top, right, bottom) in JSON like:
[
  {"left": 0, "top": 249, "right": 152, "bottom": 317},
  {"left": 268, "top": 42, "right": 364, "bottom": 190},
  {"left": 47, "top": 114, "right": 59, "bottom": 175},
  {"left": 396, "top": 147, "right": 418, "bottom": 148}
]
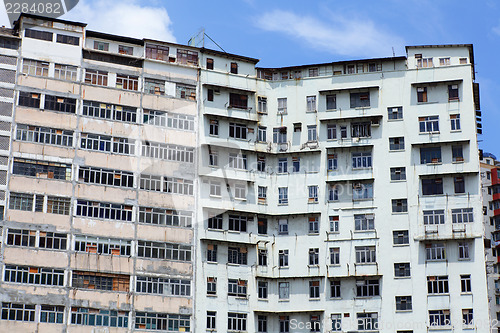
[{"left": 1, "top": 0, "right": 499, "bottom": 156}]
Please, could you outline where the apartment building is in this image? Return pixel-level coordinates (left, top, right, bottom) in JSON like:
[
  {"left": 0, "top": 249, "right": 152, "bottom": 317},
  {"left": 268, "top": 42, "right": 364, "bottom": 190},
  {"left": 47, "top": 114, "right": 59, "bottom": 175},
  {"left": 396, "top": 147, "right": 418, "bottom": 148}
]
[
  {"left": 0, "top": 14, "right": 197, "bottom": 331},
  {"left": 481, "top": 152, "right": 500, "bottom": 327},
  {"left": 196, "top": 45, "right": 488, "bottom": 332}
]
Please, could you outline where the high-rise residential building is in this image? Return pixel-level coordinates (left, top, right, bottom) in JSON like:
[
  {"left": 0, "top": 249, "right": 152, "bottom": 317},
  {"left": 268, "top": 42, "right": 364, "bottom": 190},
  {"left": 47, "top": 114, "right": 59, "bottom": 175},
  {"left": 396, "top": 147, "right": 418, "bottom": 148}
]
[
  {"left": 0, "top": 13, "right": 490, "bottom": 333},
  {"left": 481, "top": 152, "right": 500, "bottom": 326},
  {"left": 0, "top": 14, "right": 196, "bottom": 331}
]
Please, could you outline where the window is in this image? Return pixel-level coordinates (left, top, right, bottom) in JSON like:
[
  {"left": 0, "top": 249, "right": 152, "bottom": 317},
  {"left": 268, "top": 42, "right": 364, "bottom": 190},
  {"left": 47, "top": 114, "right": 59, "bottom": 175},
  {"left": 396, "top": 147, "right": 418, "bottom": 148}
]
[
  {"left": 388, "top": 106, "right": 403, "bottom": 120},
  {"left": 277, "top": 98, "right": 287, "bottom": 114},
  {"left": 229, "top": 153, "right": 247, "bottom": 170},
  {"left": 228, "top": 313, "right": 247, "bottom": 332},
  {"left": 279, "top": 282, "right": 290, "bottom": 299},
  {"left": 207, "top": 277, "right": 216, "bottom": 295},
  {"left": 116, "top": 45, "right": 133, "bottom": 55},
  {"left": 209, "top": 181, "right": 221, "bottom": 197},
  {"left": 393, "top": 230, "right": 409, "bottom": 245},
  {"left": 355, "top": 246, "right": 376, "bottom": 263},
  {"left": 4, "top": 265, "right": 64, "bottom": 286},
  {"left": 258, "top": 126, "right": 267, "bottom": 142},
  {"left": 138, "top": 207, "right": 192, "bottom": 227},
  {"left": 389, "top": 137, "right": 405, "bottom": 150},
  {"left": 22, "top": 59, "right": 49, "bottom": 77},
  {"left": 351, "top": 122, "right": 371, "bottom": 138},
  {"left": 206, "top": 58, "right": 214, "bottom": 70},
  {"left": 461, "top": 274, "right": 471, "bottom": 293},
  {"left": 273, "top": 127, "right": 287, "bottom": 143},
  {"left": 450, "top": 114, "right": 461, "bottom": 130},
  {"left": 426, "top": 243, "right": 446, "bottom": 261},
  {"left": 83, "top": 101, "right": 137, "bottom": 123},
  {"left": 81, "top": 133, "right": 134, "bottom": 155},
  {"left": 354, "top": 214, "right": 374, "bottom": 231},
  {"left": 230, "top": 62, "right": 238, "bottom": 74},
  {"left": 356, "top": 279, "right": 380, "bottom": 297},
  {"left": 390, "top": 167, "right": 406, "bottom": 181},
  {"left": 258, "top": 249, "right": 268, "bottom": 265},
  {"left": 439, "top": 57, "right": 450, "bottom": 66},
  {"left": 1, "top": 302, "right": 35, "bottom": 322},
  {"left": 329, "top": 280, "right": 341, "bottom": 298},
  {"left": 55, "top": 34, "right": 78, "bottom": 46},
  {"left": 454, "top": 176, "right": 465, "bottom": 193},
  {"left": 229, "top": 122, "right": 247, "bottom": 139},
  {"left": 448, "top": 84, "right": 459, "bottom": 101},
  {"left": 278, "top": 187, "right": 288, "bottom": 205},
  {"left": 16, "top": 124, "right": 73, "bottom": 147},
  {"left": 141, "top": 142, "right": 194, "bottom": 163},
  {"left": 76, "top": 200, "right": 132, "bottom": 222},
  {"left": 207, "top": 214, "right": 223, "bottom": 230},
  {"left": 209, "top": 150, "right": 218, "bottom": 167},
  {"left": 396, "top": 296, "right": 412, "bottom": 311},
  {"left": 85, "top": 69, "right": 108, "bottom": 86},
  {"left": 258, "top": 315, "right": 267, "bottom": 333},
  {"left": 326, "top": 94, "right": 336, "bottom": 110},
  {"left": 419, "top": 116, "right": 439, "bottom": 133},
  {"left": 258, "top": 187, "right": 267, "bottom": 205},
  {"left": 228, "top": 215, "right": 247, "bottom": 232},
  {"left": 458, "top": 242, "right": 470, "bottom": 259},
  {"left": 462, "top": 309, "right": 473, "bottom": 327},
  {"left": 392, "top": 199, "right": 408, "bottom": 213},
  {"left": 327, "top": 124, "right": 336, "bottom": 140},
  {"left": 177, "top": 84, "right": 196, "bottom": 103},
  {"left": 329, "top": 216, "right": 339, "bottom": 233},
  {"left": 25, "top": 28, "right": 53, "bottom": 41},
  {"left": 308, "top": 186, "right": 319, "bottom": 204},
  {"left": 18, "top": 91, "right": 40, "bottom": 108},
  {"left": 145, "top": 43, "right": 169, "bottom": 61},
  {"left": 279, "top": 219, "right": 288, "bottom": 235},
  {"left": 257, "top": 156, "right": 266, "bottom": 172},
  {"left": 72, "top": 271, "right": 129, "bottom": 292},
  {"left": 279, "top": 249, "right": 289, "bottom": 267},
  {"left": 452, "top": 208, "right": 473, "bottom": 223},
  {"left": 54, "top": 63, "right": 77, "bottom": 81},
  {"left": 309, "top": 248, "right": 319, "bottom": 265},
  {"left": 417, "top": 87, "right": 428, "bottom": 102},
  {"left": 137, "top": 241, "right": 191, "bottom": 261},
  {"left": 331, "top": 314, "right": 342, "bottom": 331},
  {"left": 308, "top": 281, "right": 320, "bottom": 298},
  {"left": 207, "top": 311, "right": 216, "bottom": 329},
  {"left": 40, "top": 305, "right": 64, "bottom": 323},
  {"left": 357, "top": 313, "right": 378, "bottom": 331},
  {"left": 228, "top": 247, "right": 248, "bottom": 265},
  {"left": 228, "top": 279, "right": 247, "bottom": 297},
  {"left": 292, "top": 157, "right": 300, "bottom": 172},
  {"left": 258, "top": 96, "right": 267, "bottom": 114},
  {"left": 209, "top": 119, "right": 219, "bottom": 136},
  {"left": 452, "top": 146, "right": 464, "bottom": 162},
  {"left": 177, "top": 49, "right": 198, "bottom": 65},
  {"left": 327, "top": 154, "right": 338, "bottom": 172},
  {"left": 93, "top": 40, "right": 109, "bottom": 51},
  {"left": 7, "top": 229, "right": 67, "bottom": 250},
  {"left": 422, "top": 178, "right": 443, "bottom": 195},
  {"left": 340, "top": 126, "right": 347, "bottom": 138},
  {"left": 429, "top": 310, "right": 450, "bottom": 327},
  {"left": 416, "top": 54, "right": 433, "bottom": 68},
  {"left": 309, "top": 67, "right": 319, "bottom": 77},
  {"left": 135, "top": 311, "right": 188, "bottom": 331},
  {"left": 352, "top": 182, "right": 373, "bottom": 200},
  {"left": 144, "top": 78, "right": 165, "bottom": 95},
  {"left": 330, "top": 247, "right": 340, "bottom": 265},
  {"left": 13, "top": 158, "right": 71, "bottom": 181},
  {"left": 0, "top": 38, "right": 18, "bottom": 49},
  {"left": 207, "top": 244, "right": 217, "bottom": 262},
  {"left": 394, "top": 263, "right": 411, "bottom": 277},
  {"left": 352, "top": 152, "right": 372, "bottom": 168},
  {"left": 75, "top": 235, "right": 131, "bottom": 256},
  {"left": 306, "top": 96, "right": 316, "bottom": 112},
  {"left": 420, "top": 147, "right": 442, "bottom": 164},
  {"left": 229, "top": 93, "right": 248, "bottom": 109},
  {"left": 116, "top": 74, "right": 138, "bottom": 91},
  {"left": 258, "top": 281, "right": 268, "bottom": 299},
  {"left": 9, "top": 192, "right": 34, "bottom": 211},
  {"left": 79, "top": 166, "right": 133, "bottom": 188},
  {"left": 350, "top": 92, "right": 370, "bottom": 108},
  {"left": 44, "top": 95, "right": 76, "bottom": 113},
  {"left": 307, "top": 125, "right": 317, "bottom": 141}
]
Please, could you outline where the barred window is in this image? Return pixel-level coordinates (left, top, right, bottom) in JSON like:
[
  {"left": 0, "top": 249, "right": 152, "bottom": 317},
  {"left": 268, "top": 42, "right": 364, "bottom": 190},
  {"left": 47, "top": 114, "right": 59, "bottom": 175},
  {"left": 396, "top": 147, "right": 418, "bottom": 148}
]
[
  {"left": 1, "top": 303, "right": 35, "bottom": 322},
  {"left": 164, "top": 177, "right": 194, "bottom": 195},
  {"left": 85, "top": 69, "right": 108, "bottom": 86},
  {"left": 47, "top": 196, "right": 71, "bottom": 215},
  {"left": 144, "top": 78, "right": 165, "bottom": 95},
  {"left": 76, "top": 200, "right": 133, "bottom": 222},
  {"left": 40, "top": 305, "right": 64, "bottom": 323},
  {"left": 75, "top": 235, "right": 131, "bottom": 256},
  {"left": 18, "top": 91, "right": 40, "bottom": 108},
  {"left": 70, "top": 307, "right": 128, "bottom": 327},
  {"left": 9, "top": 192, "right": 33, "bottom": 211},
  {"left": 138, "top": 206, "right": 192, "bottom": 227},
  {"left": 141, "top": 141, "right": 194, "bottom": 163},
  {"left": 79, "top": 166, "right": 134, "bottom": 188},
  {"left": 72, "top": 271, "right": 129, "bottom": 292},
  {"left": 451, "top": 208, "right": 473, "bottom": 223},
  {"left": 13, "top": 158, "right": 71, "bottom": 180},
  {"left": 135, "top": 312, "right": 190, "bottom": 331},
  {"left": 4, "top": 265, "right": 64, "bottom": 286},
  {"left": 44, "top": 95, "right": 76, "bottom": 113},
  {"left": 395, "top": 296, "right": 412, "bottom": 311},
  {"left": 116, "top": 74, "right": 138, "bottom": 91},
  {"left": 16, "top": 124, "right": 73, "bottom": 147},
  {"left": 54, "top": 64, "right": 77, "bottom": 81},
  {"left": 394, "top": 263, "right": 411, "bottom": 277},
  {"left": 137, "top": 240, "right": 191, "bottom": 261},
  {"left": 393, "top": 230, "right": 409, "bottom": 245},
  {"left": 136, "top": 276, "right": 191, "bottom": 296},
  {"left": 22, "top": 59, "right": 49, "bottom": 77}
]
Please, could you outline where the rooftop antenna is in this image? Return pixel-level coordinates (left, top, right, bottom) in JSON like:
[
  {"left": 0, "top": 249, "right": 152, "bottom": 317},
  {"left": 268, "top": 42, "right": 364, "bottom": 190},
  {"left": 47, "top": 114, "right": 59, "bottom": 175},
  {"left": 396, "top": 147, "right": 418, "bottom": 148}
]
[
  {"left": 187, "top": 28, "right": 226, "bottom": 53},
  {"left": 392, "top": 47, "right": 395, "bottom": 57}
]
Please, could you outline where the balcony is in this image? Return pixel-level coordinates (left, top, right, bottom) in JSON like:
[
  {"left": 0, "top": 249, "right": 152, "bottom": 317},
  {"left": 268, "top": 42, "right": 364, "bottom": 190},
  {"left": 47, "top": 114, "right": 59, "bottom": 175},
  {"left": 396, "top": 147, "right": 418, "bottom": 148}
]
[
  {"left": 204, "top": 103, "right": 259, "bottom": 122},
  {"left": 414, "top": 223, "right": 481, "bottom": 241}
]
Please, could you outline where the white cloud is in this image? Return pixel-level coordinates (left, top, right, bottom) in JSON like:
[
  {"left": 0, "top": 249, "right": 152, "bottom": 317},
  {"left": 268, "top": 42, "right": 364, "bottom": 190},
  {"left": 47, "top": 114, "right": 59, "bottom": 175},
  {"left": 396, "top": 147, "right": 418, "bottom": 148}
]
[
  {"left": 256, "top": 10, "right": 404, "bottom": 58},
  {"left": 63, "top": 0, "right": 176, "bottom": 42}
]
